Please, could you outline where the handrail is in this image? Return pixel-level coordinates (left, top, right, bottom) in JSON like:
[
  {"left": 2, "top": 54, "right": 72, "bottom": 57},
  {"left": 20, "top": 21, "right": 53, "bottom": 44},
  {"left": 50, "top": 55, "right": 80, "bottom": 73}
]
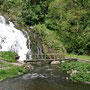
[{"left": 30, "top": 53, "right": 63, "bottom": 55}]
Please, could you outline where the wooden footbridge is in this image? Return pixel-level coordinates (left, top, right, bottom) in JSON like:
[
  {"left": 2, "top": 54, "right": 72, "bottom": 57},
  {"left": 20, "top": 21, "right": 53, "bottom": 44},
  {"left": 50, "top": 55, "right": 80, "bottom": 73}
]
[{"left": 24, "top": 53, "right": 78, "bottom": 63}]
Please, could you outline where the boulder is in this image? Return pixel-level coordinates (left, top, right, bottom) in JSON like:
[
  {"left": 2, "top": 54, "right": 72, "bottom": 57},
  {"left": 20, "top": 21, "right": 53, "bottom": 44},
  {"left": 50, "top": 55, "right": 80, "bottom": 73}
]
[{"left": 51, "top": 61, "right": 60, "bottom": 65}]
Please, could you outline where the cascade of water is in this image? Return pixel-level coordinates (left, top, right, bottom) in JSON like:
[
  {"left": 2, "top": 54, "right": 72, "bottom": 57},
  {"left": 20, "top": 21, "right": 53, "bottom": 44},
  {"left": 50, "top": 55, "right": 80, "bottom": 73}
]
[
  {"left": 22, "top": 29, "right": 32, "bottom": 59},
  {"left": 0, "top": 16, "right": 6, "bottom": 24},
  {"left": 0, "top": 16, "right": 31, "bottom": 61}
]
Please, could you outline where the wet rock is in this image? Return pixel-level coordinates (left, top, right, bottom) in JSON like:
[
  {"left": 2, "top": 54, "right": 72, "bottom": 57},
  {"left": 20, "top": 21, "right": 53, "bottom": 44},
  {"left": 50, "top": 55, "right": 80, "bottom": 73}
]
[
  {"left": 24, "top": 64, "right": 31, "bottom": 69},
  {"left": 85, "top": 82, "right": 90, "bottom": 84},
  {"left": 70, "top": 70, "right": 78, "bottom": 76},
  {"left": 18, "top": 72, "right": 21, "bottom": 75},
  {"left": 72, "top": 70, "right": 78, "bottom": 74},
  {"left": 66, "top": 77, "right": 69, "bottom": 80},
  {"left": 87, "top": 71, "right": 90, "bottom": 74},
  {"left": 15, "top": 55, "right": 20, "bottom": 60},
  {"left": 51, "top": 61, "right": 60, "bottom": 65}
]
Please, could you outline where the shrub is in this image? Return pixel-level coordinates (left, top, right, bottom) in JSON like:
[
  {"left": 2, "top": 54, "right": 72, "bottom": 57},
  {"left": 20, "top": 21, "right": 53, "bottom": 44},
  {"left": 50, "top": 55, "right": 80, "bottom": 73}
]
[{"left": 58, "top": 62, "right": 90, "bottom": 82}]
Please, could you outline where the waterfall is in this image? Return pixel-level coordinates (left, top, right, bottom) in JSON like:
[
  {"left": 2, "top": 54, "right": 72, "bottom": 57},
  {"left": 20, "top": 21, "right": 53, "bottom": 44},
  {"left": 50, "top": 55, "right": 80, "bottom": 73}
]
[{"left": 0, "top": 16, "right": 31, "bottom": 61}]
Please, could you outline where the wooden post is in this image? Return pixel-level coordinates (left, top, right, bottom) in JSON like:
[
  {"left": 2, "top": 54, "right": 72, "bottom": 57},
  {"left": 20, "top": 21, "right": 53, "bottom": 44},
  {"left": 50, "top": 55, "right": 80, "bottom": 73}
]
[
  {"left": 45, "top": 54, "right": 46, "bottom": 59},
  {"left": 54, "top": 54, "right": 55, "bottom": 61}
]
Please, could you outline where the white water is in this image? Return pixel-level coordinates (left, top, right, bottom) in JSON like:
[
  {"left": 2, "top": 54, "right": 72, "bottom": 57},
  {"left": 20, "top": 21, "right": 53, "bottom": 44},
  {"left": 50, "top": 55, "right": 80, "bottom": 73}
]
[{"left": 0, "top": 16, "right": 30, "bottom": 61}]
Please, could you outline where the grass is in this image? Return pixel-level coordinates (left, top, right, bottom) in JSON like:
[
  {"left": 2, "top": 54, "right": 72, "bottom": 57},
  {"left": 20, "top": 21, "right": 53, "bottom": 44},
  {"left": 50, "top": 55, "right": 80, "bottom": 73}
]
[
  {"left": 0, "top": 51, "right": 17, "bottom": 62},
  {"left": 66, "top": 54, "right": 90, "bottom": 61},
  {"left": 0, "top": 62, "right": 13, "bottom": 68},
  {"left": 0, "top": 51, "right": 27, "bottom": 81},
  {"left": 57, "top": 61, "right": 90, "bottom": 82},
  {"left": 0, "top": 66, "right": 27, "bottom": 81}
]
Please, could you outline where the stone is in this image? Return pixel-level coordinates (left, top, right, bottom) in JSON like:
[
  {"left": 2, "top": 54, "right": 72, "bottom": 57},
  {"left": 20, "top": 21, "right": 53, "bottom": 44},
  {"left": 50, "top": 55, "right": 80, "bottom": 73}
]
[
  {"left": 24, "top": 64, "right": 31, "bottom": 69},
  {"left": 51, "top": 61, "right": 60, "bottom": 65},
  {"left": 30, "top": 26, "right": 33, "bottom": 29},
  {"left": 15, "top": 55, "right": 20, "bottom": 60},
  {"left": 66, "top": 77, "right": 69, "bottom": 80},
  {"left": 61, "top": 61, "right": 65, "bottom": 63},
  {"left": 72, "top": 70, "right": 78, "bottom": 74}
]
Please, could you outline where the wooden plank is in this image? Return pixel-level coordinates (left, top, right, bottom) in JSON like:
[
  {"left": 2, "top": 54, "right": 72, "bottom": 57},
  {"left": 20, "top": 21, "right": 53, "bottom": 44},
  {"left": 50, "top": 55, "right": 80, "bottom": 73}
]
[{"left": 24, "top": 58, "right": 78, "bottom": 62}]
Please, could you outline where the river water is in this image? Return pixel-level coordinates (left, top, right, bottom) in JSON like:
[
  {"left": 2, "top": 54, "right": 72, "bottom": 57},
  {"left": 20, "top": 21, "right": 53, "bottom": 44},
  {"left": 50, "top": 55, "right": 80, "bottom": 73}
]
[{"left": 0, "top": 65, "right": 90, "bottom": 90}]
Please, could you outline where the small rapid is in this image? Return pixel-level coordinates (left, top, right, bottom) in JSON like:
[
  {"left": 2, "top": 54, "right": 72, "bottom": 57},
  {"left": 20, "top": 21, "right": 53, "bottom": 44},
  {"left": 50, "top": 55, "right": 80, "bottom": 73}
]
[{"left": 0, "top": 16, "right": 31, "bottom": 61}]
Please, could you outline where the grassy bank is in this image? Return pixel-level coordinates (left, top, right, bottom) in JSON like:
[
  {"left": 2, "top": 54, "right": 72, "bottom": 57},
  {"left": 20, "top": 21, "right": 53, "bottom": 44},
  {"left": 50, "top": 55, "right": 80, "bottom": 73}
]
[
  {"left": 66, "top": 54, "right": 90, "bottom": 61},
  {"left": 0, "top": 51, "right": 17, "bottom": 62},
  {"left": 0, "top": 51, "right": 27, "bottom": 81},
  {"left": 58, "top": 62, "right": 90, "bottom": 82},
  {"left": 34, "top": 24, "right": 65, "bottom": 54}
]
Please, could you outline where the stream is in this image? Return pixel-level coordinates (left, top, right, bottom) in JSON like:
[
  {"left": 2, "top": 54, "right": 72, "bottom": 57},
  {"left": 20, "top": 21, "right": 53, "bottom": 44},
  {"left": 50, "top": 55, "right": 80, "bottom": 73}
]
[
  {"left": 0, "top": 16, "right": 90, "bottom": 90},
  {"left": 0, "top": 65, "right": 90, "bottom": 90}
]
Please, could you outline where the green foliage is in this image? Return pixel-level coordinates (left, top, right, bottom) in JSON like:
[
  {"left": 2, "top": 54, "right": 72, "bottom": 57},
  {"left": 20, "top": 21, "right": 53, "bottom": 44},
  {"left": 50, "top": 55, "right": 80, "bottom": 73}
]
[
  {"left": 0, "top": 0, "right": 4, "bottom": 4},
  {"left": 0, "top": 51, "right": 27, "bottom": 81},
  {"left": 0, "top": 65, "right": 27, "bottom": 81},
  {"left": 34, "top": 24, "right": 65, "bottom": 53},
  {"left": 0, "top": 51, "right": 17, "bottom": 62},
  {"left": 0, "top": 62, "right": 13, "bottom": 68},
  {"left": 22, "top": 0, "right": 52, "bottom": 25},
  {"left": 45, "top": 0, "right": 90, "bottom": 55},
  {"left": 58, "top": 62, "right": 90, "bottom": 82},
  {"left": 0, "top": 0, "right": 22, "bottom": 19},
  {"left": 0, "top": 0, "right": 17, "bottom": 11},
  {"left": 22, "top": 0, "right": 89, "bottom": 55}
]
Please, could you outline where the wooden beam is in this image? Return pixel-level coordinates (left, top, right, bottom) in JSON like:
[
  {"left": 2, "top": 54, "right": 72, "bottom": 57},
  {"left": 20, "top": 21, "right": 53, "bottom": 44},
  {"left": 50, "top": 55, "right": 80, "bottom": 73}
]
[{"left": 24, "top": 58, "right": 78, "bottom": 62}]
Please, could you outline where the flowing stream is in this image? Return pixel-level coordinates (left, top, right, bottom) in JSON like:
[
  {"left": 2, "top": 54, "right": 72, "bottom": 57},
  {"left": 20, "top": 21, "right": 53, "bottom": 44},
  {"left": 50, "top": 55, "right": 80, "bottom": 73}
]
[{"left": 0, "top": 65, "right": 90, "bottom": 90}]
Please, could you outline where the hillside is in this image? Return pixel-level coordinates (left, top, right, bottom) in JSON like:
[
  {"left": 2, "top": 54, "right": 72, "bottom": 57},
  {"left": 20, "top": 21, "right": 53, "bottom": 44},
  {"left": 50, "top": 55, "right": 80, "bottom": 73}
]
[{"left": 0, "top": 0, "right": 90, "bottom": 56}]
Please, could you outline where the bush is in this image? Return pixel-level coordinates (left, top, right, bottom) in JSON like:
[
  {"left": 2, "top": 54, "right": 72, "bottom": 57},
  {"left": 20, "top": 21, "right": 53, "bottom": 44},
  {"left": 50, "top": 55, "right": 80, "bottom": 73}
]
[
  {"left": 0, "top": 0, "right": 4, "bottom": 4},
  {"left": 58, "top": 62, "right": 90, "bottom": 82},
  {"left": 22, "top": 0, "right": 52, "bottom": 25},
  {"left": 34, "top": 24, "right": 65, "bottom": 53}
]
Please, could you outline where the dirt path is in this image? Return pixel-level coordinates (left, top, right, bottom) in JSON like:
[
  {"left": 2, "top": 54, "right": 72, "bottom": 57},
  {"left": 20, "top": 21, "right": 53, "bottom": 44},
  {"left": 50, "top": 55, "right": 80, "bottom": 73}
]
[{"left": 0, "top": 59, "right": 25, "bottom": 70}]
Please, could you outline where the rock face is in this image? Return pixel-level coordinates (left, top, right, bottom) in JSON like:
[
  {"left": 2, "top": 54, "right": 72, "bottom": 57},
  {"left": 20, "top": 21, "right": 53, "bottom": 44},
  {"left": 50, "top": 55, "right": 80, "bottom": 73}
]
[{"left": 51, "top": 61, "right": 60, "bottom": 65}]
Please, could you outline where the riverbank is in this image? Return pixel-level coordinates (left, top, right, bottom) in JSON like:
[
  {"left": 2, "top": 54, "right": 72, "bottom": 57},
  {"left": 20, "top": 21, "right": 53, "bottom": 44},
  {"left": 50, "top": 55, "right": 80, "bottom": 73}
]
[
  {"left": 66, "top": 54, "right": 90, "bottom": 61},
  {"left": 57, "top": 61, "right": 90, "bottom": 83},
  {"left": 0, "top": 65, "right": 90, "bottom": 90},
  {"left": 0, "top": 51, "right": 27, "bottom": 81}
]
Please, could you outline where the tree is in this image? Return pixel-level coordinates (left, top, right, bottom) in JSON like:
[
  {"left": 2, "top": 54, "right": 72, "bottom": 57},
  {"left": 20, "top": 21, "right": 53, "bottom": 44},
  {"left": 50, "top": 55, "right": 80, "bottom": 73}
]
[{"left": 22, "top": 0, "right": 52, "bottom": 25}]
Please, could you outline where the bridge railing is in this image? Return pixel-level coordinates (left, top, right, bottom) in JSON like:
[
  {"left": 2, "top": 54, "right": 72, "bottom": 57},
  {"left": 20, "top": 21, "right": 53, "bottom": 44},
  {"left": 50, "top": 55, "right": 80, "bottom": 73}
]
[{"left": 29, "top": 53, "right": 65, "bottom": 60}]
